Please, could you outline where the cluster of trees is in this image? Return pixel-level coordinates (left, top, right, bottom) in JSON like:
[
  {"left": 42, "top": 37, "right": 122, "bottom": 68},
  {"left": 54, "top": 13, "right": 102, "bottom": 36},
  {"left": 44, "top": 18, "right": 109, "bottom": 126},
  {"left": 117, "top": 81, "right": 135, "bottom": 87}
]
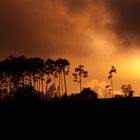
[
  {"left": 0, "top": 56, "right": 134, "bottom": 102},
  {"left": 0, "top": 56, "right": 88, "bottom": 101}
]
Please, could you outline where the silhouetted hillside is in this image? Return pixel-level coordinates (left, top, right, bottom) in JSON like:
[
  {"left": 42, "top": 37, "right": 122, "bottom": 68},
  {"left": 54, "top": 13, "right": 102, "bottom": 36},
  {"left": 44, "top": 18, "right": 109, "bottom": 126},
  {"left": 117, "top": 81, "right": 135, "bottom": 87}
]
[{"left": 1, "top": 97, "right": 140, "bottom": 115}]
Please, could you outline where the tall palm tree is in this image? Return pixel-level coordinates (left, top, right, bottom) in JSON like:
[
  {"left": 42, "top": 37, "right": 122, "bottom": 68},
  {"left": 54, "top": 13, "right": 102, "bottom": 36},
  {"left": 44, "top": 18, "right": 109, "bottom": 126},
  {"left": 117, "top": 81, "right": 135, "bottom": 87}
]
[
  {"left": 26, "top": 57, "right": 45, "bottom": 93},
  {"left": 108, "top": 66, "right": 117, "bottom": 98},
  {"left": 55, "top": 58, "right": 70, "bottom": 96},
  {"left": 45, "top": 58, "right": 56, "bottom": 95},
  {"left": 62, "top": 59, "right": 70, "bottom": 96},
  {"left": 26, "top": 58, "right": 38, "bottom": 91},
  {"left": 0, "top": 56, "right": 72, "bottom": 100},
  {"left": 55, "top": 59, "right": 63, "bottom": 97},
  {"left": 73, "top": 65, "right": 88, "bottom": 93},
  {"left": 36, "top": 58, "right": 45, "bottom": 93}
]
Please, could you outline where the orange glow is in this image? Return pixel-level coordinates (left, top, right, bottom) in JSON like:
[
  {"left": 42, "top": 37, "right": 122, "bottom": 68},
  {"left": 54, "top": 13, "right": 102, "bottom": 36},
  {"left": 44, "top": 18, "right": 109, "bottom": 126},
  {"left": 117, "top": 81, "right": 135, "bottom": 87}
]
[
  {"left": 1, "top": 0, "right": 140, "bottom": 96},
  {"left": 120, "top": 57, "right": 140, "bottom": 79}
]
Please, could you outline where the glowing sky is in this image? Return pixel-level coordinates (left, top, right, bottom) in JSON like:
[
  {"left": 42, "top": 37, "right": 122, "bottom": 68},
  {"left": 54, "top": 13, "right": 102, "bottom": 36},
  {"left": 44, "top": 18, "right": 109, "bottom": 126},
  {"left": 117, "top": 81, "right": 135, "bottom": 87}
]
[{"left": 0, "top": 0, "right": 140, "bottom": 96}]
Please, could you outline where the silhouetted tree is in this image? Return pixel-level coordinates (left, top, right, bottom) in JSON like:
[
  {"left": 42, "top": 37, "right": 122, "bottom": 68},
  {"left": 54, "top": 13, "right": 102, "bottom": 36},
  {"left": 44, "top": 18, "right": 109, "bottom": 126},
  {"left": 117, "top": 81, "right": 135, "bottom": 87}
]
[
  {"left": 73, "top": 65, "right": 88, "bottom": 93},
  {"left": 108, "top": 66, "right": 116, "bottom": 98},
  {"left": 0, "top": 56, "right": 46, "bottom": 99},
  {"left": 80, "top": 88, "right": 97, "bottom": 99},
  {"left": 61, "top": 59, "right": 70, "bottom": 96},
  {"left": 121, "top": 84, "right": 134, "bottom": 97},
  {"left": 0, "top": 56, "right": 72, "bottom": 101},
  {"left": 2, "top": 56, "right": 27, "bottom": 93},
  {"left": 45, "top": 58, "right": 56, "bottom": 95},
  {"left": 105, "top": 85, "right": 112, "bottom": 98},
  {"left": 55, "top": 58, "right": 70, "bottom": 96}
]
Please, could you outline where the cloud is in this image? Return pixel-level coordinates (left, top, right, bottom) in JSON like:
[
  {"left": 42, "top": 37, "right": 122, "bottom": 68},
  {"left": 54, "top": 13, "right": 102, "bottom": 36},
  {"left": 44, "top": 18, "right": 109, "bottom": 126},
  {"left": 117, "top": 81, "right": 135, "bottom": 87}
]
[
  {"left": 62, "top": 0, "right": 90, "bottom": 13},
  {"left": 0, "top": 0, "right": 93, "bottom": 58},
  {"left": 0, "top": 0, "right": 140, "bottom": 59},
  {"left": 103, "top": 0, "right": 140, "bottom": 46},
  {"left": 85, "top": 79, "right": 125, "bottom": 98},
  {"left": 85, "top": 79, "right": 109, "bottom": 98},
  {"left": 63, "top": 0, "right": 140, "bottom": 46},
  {"left": 55, "top": 0, "right": 140, "bottom": 51}
]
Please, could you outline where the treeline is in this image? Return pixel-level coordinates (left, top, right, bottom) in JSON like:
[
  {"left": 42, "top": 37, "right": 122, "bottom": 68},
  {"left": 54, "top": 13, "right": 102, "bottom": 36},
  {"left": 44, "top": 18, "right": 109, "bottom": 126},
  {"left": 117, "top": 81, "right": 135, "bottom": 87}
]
[{"left": 0, "top": 56, "right": 89, "bottom": 101}]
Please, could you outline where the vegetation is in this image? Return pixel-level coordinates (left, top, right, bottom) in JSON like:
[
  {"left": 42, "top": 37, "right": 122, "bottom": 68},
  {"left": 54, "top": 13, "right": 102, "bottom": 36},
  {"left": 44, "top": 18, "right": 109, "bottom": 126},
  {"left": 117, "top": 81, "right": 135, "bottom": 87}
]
[
  {"left": 107, "top": 66, "right": 117, "bottom": 98},
  {"left": 0, "top": 56, "right": 71, "bottom": 101},
  {"left": 73, "top": 65, "right": 88, "bottom": 93},
  {"left": 0, "top": 56, "right": 139, "bottom": 118},
  {"left": 0, "top": 56, "right": 135, "bottom": 103},
  {"left": 121, "top": 84, "right": 134, "bottom": 97}
]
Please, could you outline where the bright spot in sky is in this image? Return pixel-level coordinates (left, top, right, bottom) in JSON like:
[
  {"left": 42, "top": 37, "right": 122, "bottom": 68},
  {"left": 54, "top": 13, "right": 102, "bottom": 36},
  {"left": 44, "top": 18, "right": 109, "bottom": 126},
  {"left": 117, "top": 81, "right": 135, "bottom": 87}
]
[
  {"left": 131, "top": 58, "right": 140, "bottom": 78},
  {"left": 118, "top": 57, "right": 140, "bottom": 79}
]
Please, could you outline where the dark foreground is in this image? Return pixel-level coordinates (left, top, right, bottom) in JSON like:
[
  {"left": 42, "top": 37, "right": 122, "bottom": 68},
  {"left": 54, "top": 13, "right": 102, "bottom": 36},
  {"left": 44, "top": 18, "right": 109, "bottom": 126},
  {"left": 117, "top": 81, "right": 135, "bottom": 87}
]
[
  {"left": 1, "top": 98, "right": 140, "bottom": 134},
  {"left": 1, "top": 97, "right": 140, "bottom": 116}
]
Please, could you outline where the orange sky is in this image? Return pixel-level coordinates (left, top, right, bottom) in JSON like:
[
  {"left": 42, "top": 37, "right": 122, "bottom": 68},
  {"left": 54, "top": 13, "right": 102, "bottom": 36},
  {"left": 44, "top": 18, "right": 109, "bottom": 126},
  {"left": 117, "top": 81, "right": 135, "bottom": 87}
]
[{"left": 0, "top": 0, "right": 140, "bottom": 97}]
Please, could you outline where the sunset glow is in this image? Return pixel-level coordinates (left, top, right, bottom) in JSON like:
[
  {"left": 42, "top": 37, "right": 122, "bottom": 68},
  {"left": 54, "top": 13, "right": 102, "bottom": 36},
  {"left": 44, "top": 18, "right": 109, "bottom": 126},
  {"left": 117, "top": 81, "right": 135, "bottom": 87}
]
[{"left": 120, "top": 57, "right": 140, "bottom": 79}]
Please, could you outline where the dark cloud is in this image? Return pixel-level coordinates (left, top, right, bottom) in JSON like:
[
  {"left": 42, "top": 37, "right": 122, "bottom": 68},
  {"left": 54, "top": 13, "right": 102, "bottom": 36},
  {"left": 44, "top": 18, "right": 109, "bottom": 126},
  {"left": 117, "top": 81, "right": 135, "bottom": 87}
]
[
  {"left": 103, "top": 0, "right": 140, "bottom": 45},
  {"left": 63, "top": 0, "right": 140, "bottom": 45},
  {"left": 56, "top": 0, "right": 140, "bottom": 47},
  {"left": 62, "top": 0, "right": 91, "bottom": 13},
  {"left": 0, "top": 0, "right": 92, "bottom": 58},
  {"left": 0, "top": 0, "right": 140, "bottom": 59}
]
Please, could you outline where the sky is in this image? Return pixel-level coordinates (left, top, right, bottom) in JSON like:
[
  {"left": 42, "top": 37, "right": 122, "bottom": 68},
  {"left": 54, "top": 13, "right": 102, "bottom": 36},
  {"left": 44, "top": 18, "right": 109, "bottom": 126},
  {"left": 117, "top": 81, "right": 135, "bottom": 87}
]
[{"left": 0, "top": 0, "right": 140, "bottom": 97}]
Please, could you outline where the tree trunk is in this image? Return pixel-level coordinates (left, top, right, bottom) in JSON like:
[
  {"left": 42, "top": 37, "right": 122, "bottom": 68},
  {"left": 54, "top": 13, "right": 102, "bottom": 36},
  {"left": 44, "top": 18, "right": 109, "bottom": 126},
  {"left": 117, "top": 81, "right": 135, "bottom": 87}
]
[
  {"left": 46, "top": 76, "right": 49, "bottom": 95},
  {"left": 53, "top": 74, "right": 56, "bottom": 89},
  {"left": 33, "top": 76, "right": 36, "bottom": 91},
  {"left": 61, "top": 73, "right": 63, "bottom": 96},
  {"left": 34, "top": 81, "right": 36, "bottom": 91},
  {"left": 59, "top": 73, "right": 61, "bottom": 97},
  {"left": 39, "top": 78, "right": 41, "bottom": 93},
  {"left": 111, "top": 77, "right": 113, "bottom": 98},
  {"left": 63, "top": 70, "right": 67, "bottom": 96},
  {"left": 30, "top": 75, "right": 32, "bottom": 86},
  {"left": 80, "top": 74, "right": 82, "bottom": 93},
  {"left": 41, "top": 79, "right": 44, "bottom": 93},
  {"left": 37, "top": 78, "right": 39, "bottom": 92},
  {"left": 46, "top": 83, "right": 48, "bottom": 96}
]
